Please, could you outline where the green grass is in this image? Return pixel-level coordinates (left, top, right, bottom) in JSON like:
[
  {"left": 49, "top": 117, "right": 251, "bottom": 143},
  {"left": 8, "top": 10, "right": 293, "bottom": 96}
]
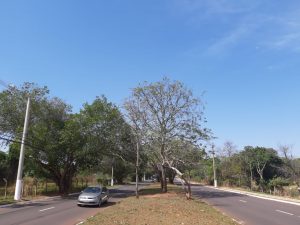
[{"left": 0, "top": 196, "right": 15, "bottom": 205}]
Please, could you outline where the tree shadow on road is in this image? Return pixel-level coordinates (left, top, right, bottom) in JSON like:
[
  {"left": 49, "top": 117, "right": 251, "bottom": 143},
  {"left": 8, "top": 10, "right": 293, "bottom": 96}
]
[
  {"left": 4, "top": 201, "right": 50, "bottom": 209},
  {"left": 191, "top": 184, "right": 244, "bottom": 199}
]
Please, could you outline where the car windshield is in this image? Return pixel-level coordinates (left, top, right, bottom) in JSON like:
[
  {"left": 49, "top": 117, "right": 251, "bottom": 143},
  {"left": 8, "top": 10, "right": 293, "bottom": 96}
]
[{"left": 82, "top": 187, "right": 101, "bottom": 193}]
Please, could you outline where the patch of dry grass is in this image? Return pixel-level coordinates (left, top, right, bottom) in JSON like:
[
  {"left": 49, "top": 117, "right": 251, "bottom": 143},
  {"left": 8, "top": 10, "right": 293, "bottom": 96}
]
[{"left": 85, "top": 184, "right": 237, "bottom": 225}]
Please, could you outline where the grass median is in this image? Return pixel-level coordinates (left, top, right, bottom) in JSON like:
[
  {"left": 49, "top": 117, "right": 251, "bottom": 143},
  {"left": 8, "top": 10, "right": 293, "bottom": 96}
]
[{"left": 85, "top": 184, "right": 237, "bottom": 225}]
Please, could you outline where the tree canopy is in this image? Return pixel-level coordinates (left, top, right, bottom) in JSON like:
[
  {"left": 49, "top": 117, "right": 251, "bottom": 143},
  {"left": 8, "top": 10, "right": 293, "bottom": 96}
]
[{"left": 124, "top": 77, "right": 210, "bottom": 197}]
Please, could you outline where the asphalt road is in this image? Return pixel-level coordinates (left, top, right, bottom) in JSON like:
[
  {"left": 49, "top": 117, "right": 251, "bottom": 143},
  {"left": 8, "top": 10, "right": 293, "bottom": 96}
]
[
  {"left": 192, "top": 185, "right": 300, "bottom": 225},
  {"left": 0, "top": 184, "right": 140, "bottom": 225}
]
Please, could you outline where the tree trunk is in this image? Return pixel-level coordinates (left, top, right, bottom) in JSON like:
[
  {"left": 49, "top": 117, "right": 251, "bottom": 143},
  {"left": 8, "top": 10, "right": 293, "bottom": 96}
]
[
  {"left": 168, "top": 165, "right": 192, "bottom": 199},
  {"left": 4, "top": 179, "right": 7, "bottom": 199},
  {"left": 57, "top": 175, "right": 72, "bottom": 195},
  {"left": 182, "top": 176, "right": 192, "bottom": 199},
  {"left": 168, "top": 170, "right": 176, "bottom": 184},
  {"left": 161, "top": 165, "right": 167, "bottom": 193}
]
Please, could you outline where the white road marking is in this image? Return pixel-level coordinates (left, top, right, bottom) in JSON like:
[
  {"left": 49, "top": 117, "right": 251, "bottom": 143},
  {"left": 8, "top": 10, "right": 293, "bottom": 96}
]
[
  {"left": 239, "top": 200, "right": 247, "bottom": 203},
  {"left": 276, "top": 210, "right": 294, "bottom": 216},
  {"left": 232, "top": 218, "right": 245, "bottom": 224},
  {"left": 39, "top": 207, "right": 55, "bottom": 212},
  {"left": 75, "top": 222, "right": 84, "bottom": 225}
]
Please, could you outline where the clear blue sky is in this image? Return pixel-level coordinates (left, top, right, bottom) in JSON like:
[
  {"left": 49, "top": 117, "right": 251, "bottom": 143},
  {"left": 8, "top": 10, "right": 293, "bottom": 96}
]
[{"left": 1, "top": 0, "right": 300, "bottom": 155}]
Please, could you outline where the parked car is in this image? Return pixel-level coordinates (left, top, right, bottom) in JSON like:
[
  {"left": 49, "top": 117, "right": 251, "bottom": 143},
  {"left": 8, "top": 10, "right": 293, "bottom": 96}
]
[{"left": 77, "top": 186, "right": 109, "bottom": 207}]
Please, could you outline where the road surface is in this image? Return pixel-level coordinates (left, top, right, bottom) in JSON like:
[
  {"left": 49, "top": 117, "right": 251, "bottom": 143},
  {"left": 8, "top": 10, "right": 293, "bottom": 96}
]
[
  {"left": 0, "top": 184, "right": 139, "bottom": 225},
  {"left": 192, "top": 185, "right": 300, "bottom": 225}
]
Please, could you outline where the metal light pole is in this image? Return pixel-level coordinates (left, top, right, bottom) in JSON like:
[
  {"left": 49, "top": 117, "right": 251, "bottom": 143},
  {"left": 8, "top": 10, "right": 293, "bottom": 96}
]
[
  {"left": 211, "top": 144, "right": 218, "bottom": 188},
  {"left": 14, "top": 97, "right": 30, "bottom": 200}
]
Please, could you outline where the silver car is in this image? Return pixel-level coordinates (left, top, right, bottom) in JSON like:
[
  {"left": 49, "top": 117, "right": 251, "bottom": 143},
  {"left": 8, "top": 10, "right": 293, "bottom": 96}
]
[{"left": 77, "top": 186, "right": 109, "bottom": 207}]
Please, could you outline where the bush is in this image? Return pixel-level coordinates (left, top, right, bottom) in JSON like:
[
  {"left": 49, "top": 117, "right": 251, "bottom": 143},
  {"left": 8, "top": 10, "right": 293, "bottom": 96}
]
[
  {"left": 268, "top": 177, "right": 290, "bottom": 195},
  {"left": 283, "top": 186, "right": 300, "bottom": 198}
]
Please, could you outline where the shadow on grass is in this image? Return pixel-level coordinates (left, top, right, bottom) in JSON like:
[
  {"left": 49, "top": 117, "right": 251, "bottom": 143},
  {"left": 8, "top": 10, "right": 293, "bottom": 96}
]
[{"left": 139, "top": 184, "right": 183, "bottom": 197}]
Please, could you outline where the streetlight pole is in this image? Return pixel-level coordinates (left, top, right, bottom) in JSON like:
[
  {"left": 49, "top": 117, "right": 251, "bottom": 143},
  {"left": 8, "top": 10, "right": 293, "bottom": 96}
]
[
  {"left": 211, "top": 144, "right": 218, "bottom": 188},
  {"left": 135, "top": 140, "right": 139, "bottom": 199},
  {"left": 14, "top": 97, "right": 30, "bottom": 200},
  {"left": 111, "top": 132, "right": 120, "bottom": 187},
  {"left": 111, "top": 158, "right": 114, "bottom": 187}
]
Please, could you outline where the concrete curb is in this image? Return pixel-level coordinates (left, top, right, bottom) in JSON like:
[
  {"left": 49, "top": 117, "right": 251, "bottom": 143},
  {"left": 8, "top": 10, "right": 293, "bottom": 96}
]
[{"left": 205, "top": 185, "right": 300, "bottom": 206}]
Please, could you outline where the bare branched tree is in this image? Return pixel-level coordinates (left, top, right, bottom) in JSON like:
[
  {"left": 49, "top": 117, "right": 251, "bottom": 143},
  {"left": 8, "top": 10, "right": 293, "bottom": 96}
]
[
  {"left": 124, "top": 77, "right": 210, "bottom": 199},
  {"left": 279, "top": 145, "right": 300, "bottom": 186}
]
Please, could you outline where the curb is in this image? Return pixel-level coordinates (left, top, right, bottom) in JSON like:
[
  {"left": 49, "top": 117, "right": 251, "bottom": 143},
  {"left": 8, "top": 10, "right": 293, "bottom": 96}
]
[{"left": 205, "top": 185, "right": 300, "bottom": 206}]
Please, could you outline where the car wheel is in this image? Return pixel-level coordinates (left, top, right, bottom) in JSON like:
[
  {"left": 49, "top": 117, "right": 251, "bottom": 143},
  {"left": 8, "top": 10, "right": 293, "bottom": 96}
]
[{"left": 98, "top": 198, "right": 102, "bottom": 207}]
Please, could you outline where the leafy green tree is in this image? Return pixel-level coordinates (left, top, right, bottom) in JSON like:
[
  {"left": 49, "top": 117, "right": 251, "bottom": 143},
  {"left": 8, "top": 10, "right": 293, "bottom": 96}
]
[
  {"left": 0, "top": 82, "right": 49, "bottom": 141},
  {"left": 0, "top": 83, "right": 134, "bottom": 194},
  {"left": 79, "top": 96, "right": 136, "bottom": 168},
  {"left": 239, "top": 146, "right": 282, "bottom": 191},
  {"left": 27, "top": 99, "right": 84, "bottom": 194}
]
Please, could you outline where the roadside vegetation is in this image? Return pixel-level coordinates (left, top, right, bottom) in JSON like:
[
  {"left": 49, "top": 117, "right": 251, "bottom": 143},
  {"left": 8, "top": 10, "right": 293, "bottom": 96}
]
[
  {"left": 191, "top": 142, "right": 300, "bottom": 199},
  {"left": 85, "top": 184, "right": 237, "bottom": 225}
]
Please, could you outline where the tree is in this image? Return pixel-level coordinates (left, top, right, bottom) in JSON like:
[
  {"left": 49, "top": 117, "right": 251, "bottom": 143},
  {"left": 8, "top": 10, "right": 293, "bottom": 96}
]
[
  {"left": 124, "top": 77, "right": 210, "bottom": 198},
  {"left": 0, "top": 82, "right": 49, "bottom": 141},
  {"left": 240, "top": 146, "right": 282, "bottom": 192},
  {"left": 79, "top": 96, "right": 136, "bottom": 169},
  {"left": 279, "top": 145, "right": 300, "bottom": 186},
  {"left": 218, "top": 141, "right": 240, "bottom": 186},
  {"left": 27, "top": 99, "right": 84, "bottom": 194},
  {"left": 0, "top": 83, "right": 138, "bottom": 194},
  {"left": 0, "top": 83, "right": 52, "bottom": 184}
]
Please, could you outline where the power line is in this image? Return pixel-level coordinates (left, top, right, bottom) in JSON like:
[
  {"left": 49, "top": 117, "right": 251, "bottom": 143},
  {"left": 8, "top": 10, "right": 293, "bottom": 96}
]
[{"left": 0, "top": 135, "right": 48, "bottom": 154}]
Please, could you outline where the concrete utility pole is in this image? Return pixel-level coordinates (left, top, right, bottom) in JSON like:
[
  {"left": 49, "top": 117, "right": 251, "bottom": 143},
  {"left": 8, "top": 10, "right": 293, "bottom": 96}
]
[
  {"left": 111, "top": 159, "right": 114, "bottom": 186},
  {"left": 14, "top": 97, "right": 30, "bottom": 201},
  {"left": 211, "top": 144, "right": 218, "bottom": 188},
  {"left": 135, "top": 140, "right": 139, "bottom": 199}
]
